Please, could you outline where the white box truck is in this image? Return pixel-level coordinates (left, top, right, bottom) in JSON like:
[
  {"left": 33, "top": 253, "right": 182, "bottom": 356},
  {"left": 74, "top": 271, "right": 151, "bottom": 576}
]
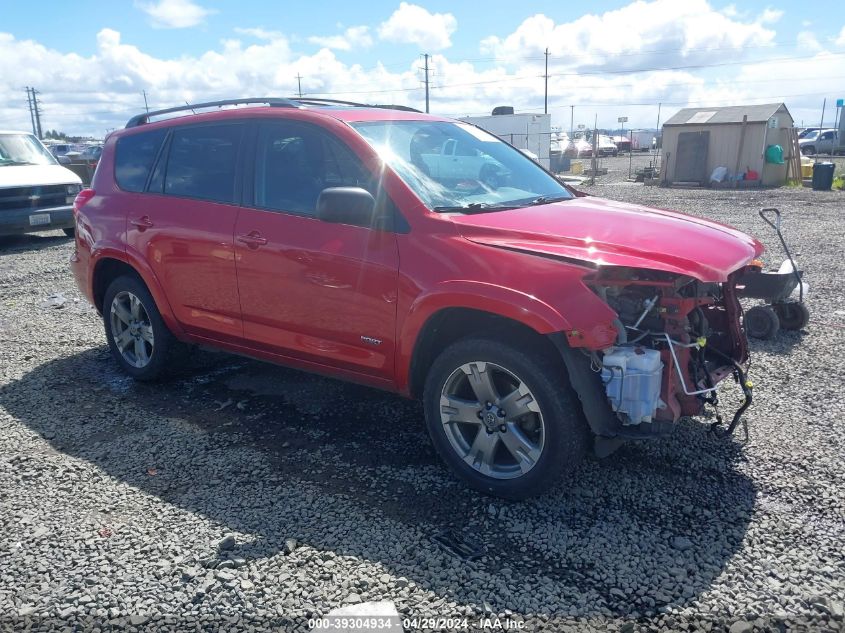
[
  {"left": 629, "top": 130, "right": 656, "bottom": 152},
  {"left": 460, "top": 112, "right": 552, "bottom": 169}
]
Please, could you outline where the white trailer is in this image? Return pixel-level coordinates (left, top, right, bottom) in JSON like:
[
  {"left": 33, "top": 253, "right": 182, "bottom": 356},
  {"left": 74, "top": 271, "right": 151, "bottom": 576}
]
[
  {"left": 629, "top": 130, "right": 656, "bottom": 152},
  {"left": 459, "top": 113, "right": 552, "bottom": 169}
]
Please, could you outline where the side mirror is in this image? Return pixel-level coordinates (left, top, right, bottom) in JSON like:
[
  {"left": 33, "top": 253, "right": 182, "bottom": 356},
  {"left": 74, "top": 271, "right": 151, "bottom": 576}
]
[{"left": 316, "top": 187, "right": 376, "bottom": 228}]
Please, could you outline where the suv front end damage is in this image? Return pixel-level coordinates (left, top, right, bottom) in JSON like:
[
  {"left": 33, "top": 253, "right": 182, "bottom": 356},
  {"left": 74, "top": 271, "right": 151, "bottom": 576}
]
[{"left": 553, "top": 265, "right": 755, "bottom": 448}]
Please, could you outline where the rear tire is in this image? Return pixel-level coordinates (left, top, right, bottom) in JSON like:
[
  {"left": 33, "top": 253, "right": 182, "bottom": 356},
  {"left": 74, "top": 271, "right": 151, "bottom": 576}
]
[
  {"left": 745, "top": 305, "right": 780, "bottom": 340},
  {"left": 62, "top": 227, "right": 75, "bottom": 237},
  {"left": 423, "top": 337, "right": 589, "bottom": 500},
  {"left": 102, "top": 275, "right": 184, "bottom": 381}
]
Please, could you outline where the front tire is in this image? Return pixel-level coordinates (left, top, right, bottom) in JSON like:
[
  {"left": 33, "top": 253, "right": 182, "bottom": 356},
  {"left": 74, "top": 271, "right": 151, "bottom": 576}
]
[
  {"left": 423, "top": 337, "right": 588, "bottom": 500},
  {"left": 102, "top": 275, "right": 183, "bottom": 381}
]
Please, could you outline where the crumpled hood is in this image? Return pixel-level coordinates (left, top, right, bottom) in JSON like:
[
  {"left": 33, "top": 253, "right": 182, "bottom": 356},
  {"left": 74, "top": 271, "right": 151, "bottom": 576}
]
[
  {"left": 450, "top": 196, "right": 764, "bottom": 283},
  {"left": 0, "top": 164, "right": 81, "bottom": 188}
]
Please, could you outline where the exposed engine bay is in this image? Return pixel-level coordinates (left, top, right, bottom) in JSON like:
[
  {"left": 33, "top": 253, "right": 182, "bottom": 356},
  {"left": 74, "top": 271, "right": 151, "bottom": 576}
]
[{"left": 588, "top": 266, "right": 753, "bottom": 438}]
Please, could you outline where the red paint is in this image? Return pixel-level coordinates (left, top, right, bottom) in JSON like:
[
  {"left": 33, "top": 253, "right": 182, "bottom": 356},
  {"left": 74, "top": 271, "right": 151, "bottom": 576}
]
[{"left": 70, "top": 105, "right": 762, "bottom": 406}]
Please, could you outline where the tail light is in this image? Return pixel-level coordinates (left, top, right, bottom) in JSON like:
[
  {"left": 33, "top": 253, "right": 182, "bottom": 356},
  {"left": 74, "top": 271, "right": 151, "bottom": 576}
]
[{"left": 73, "top": 188, "right": 95, "bottom": 215}]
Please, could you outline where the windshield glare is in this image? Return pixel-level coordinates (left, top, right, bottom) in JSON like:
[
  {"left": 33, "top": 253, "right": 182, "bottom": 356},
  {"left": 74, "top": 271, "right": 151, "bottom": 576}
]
[
  {"left": 0, "top": 134, "right": 57, "bottom": 166},
  {"left": 351, "top": 120, "right": 572, "bottom": 211}
]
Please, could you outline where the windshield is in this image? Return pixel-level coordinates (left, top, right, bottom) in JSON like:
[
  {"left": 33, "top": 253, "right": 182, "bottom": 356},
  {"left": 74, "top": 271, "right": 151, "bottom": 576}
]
[
  {"left": 350, "top": 120, "right": 572, "bottom": 212},
  {"left": 0, "top": 133, "right": 57, "bottom": 166},
  {"left": 802, "top": 131, "right": 819, "bottom": 141}
]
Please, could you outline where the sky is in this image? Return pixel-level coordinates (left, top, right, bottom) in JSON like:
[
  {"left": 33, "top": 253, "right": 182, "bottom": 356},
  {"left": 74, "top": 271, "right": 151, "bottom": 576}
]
[{"left": 1, "top": 0, "right": 843, "bottom": 137}]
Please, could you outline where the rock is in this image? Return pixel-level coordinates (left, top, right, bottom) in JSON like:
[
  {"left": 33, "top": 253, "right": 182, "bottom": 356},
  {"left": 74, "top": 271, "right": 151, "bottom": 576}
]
[
  {"left": 215, "top": 570, "right": 236, "bottom": 582},
  {"left": 671, "top": 536, "right": 693, "bottom": 551},
  {"left": 343, "top": 593, "right": 363, "bottom": 604},
  {"left": 729, "top": 620, "right": 753, "bottom": 633},
  {"left": 284, "top": 538, "right": 298, "bottom": 554},
  {"left": 129, "top": 615, "right": 148, "bottom": 625},
  {"left": 218, "top": 534, "right": 237, "bottom": 551}
]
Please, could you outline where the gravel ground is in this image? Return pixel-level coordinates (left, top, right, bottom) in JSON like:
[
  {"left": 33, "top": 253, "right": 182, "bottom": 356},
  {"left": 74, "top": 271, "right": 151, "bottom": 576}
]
[{"left": 1, "top": 166, "right": 844, "bottom": 632}]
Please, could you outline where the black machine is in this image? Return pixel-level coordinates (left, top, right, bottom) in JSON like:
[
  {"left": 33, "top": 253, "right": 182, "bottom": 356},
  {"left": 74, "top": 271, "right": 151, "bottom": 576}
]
[{"left": 736, "top": 208, "right": 809, "bottom": 339}]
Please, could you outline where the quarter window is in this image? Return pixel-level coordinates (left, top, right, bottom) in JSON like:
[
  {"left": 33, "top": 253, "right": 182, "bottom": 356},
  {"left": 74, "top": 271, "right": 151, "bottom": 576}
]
[
  {"left": 115, "top": 129, "right": 166, "bottom": 192},
  {"left": 254, "top": 122, "right": 371, "bottom": 216},
  {"left": 164, "top": 124, "right": 243, "bottom": 204}
]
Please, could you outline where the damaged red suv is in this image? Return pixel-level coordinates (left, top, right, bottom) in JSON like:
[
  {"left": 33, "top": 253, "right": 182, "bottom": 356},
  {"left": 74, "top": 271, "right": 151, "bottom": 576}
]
[{"left": 70, "top": 98, "right": 761, "bottom": 499}]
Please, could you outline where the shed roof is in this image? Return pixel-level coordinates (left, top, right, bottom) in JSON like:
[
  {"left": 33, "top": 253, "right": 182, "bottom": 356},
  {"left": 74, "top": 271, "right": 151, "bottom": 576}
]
[{"left": 664, "top": 103, "right": 789, "bottom": 126}]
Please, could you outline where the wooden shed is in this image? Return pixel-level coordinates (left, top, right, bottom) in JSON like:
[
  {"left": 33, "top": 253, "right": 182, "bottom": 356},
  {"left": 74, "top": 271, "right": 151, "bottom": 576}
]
[{"left": 661, "top": 103, "right": 794, "bottom": 187}]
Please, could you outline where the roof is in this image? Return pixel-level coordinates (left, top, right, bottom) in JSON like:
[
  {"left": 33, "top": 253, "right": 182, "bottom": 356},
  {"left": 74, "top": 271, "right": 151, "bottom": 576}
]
[{"left": 664, "top": 103, "right": 790, "bottom": 126}]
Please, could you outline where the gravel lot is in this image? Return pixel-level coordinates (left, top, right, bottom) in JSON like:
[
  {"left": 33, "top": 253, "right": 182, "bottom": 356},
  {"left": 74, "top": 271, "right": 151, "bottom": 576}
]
[{"left": 1, "top": 160, "right": 843, "bottom": 632}]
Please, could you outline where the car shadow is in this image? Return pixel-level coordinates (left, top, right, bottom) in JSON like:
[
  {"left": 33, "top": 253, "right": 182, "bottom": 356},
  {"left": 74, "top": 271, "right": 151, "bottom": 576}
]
[
  {"left": 0, "top": 232, "right": 72, "bottom": 253},
  {"left": 1, "top": 347, "right": 757, "bottom": 623}
]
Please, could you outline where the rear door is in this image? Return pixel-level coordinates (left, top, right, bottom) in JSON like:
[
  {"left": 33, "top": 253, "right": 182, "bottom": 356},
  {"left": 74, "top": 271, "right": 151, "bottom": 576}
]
[
  {"left": 233, "top": 119, "right": 400, "bottom": 380},
  {"left": 123, "top": 121, "right": 245, "bottom": 341}
]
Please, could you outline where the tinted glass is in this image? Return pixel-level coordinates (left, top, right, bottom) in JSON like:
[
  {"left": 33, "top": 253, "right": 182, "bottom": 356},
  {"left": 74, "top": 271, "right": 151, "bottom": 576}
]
[
  {"left": 164, "top": 124, "right": 243, "bottom": 203},
  {"left": 254, "top": 122, "right": 371, "bottom": 216},
  {"left": 115, "top": 130, "right": 166, "bottom": 192}
]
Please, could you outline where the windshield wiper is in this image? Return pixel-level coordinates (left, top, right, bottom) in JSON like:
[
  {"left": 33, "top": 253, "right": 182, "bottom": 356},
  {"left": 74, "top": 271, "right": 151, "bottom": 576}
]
[
  {"left": 433, "top": 202, "right": 518, "bottom": 214},
  {"left": 527, "top": 195, "right": 572, "bottom": 206}
]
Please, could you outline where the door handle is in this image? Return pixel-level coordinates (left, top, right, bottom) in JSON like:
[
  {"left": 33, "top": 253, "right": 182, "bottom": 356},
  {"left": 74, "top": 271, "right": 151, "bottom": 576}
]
[
  {"left": 130, "top": 215, "right": 154, "bottom": 230},
  {"left": 237, "top": 231, "right": 268, "bottom": 248}
]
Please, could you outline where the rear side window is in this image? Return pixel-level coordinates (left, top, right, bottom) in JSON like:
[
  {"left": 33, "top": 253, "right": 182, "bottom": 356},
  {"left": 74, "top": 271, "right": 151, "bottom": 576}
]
[
  {"left": 164, "top": 124, "right": 243, "bottom": 204},
  {"left": 115, "top": 130, "right": 166, "bottom": 192}
]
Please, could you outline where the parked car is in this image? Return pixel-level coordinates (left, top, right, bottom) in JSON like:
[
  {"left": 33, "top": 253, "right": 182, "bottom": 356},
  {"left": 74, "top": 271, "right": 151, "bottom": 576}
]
[
  {"left": 48, "top": 143, "right": 72, "bottom": 158},
  {"left": 797, "top": 127, "right": 820, "bottom": 140},
  {"left": 70, "top": 98, "right": 762, "bottom": 499},
  {"left": 0, "top": 130, "right": 82, "bottom": 236},
  {"left": 597, "top": 135, "right": 619, "bottom": 157},
  {"left": 573, "top": 137, "right": 593, "bottom": 157},
  {"left": 78, "top": 145, "right": 103, "bottom": 163},
  {"left": 799, "top": 129, "right": 839, "bottom": 155}
]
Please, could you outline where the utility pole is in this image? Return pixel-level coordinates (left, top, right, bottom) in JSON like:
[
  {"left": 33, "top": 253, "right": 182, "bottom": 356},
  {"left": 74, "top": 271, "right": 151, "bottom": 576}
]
[
  {"left": 31, "top": 88, "right": 43, "bottom": 139},
  {"left": 421, "top": 54, "right": 430, "bottom": 113},
  {"left": 25, "top": 87, "right": 37, "bottom": 136},
  {"left": 142, "top": 90, "right": 149, "bottom": 113},
  {"left": 543, "top": 48, "right": 549, "bottom": 115},
  {"left": 570, "top": 105, "right": 574, "bottom": 138},
  {"left": 296, "top": 74, "right": 303, "bottom": 98}
]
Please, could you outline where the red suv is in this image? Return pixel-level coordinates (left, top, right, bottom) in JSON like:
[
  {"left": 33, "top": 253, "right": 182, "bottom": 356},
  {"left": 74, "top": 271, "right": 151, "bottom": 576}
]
[{"left": 70, "top": 98, "right": 762, "bottom": 499}]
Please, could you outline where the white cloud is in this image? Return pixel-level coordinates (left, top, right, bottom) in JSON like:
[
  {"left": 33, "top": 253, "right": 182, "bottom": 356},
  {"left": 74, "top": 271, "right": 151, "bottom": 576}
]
[
  {"left": 797, "top": 30, "right": 822, "bottom": 52},
  {"left": 0, "top": 0, "right": 837, "bottom": 138},
  {"left": 309, "top": 26, "right": 373, "bottom": 51},
  {"left": 234, "top": 27, "right": 283, "bottom": 41},
  {"left": 378, "top": 2, "right": 457, "bottom": 51},
  {"left": 134, "top": 0, "right": 214, "bottom": 29},
  {"left": 837, "top": 25, "right": 845, "bottom": 46},
  {"left": 480, "top": 0, "right": 778, "bottom": 68}
]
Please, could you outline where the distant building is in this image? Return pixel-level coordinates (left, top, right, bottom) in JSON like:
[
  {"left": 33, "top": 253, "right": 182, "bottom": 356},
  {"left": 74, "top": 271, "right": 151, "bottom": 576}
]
[{"left": 661, "top": 103, "right": 794, "bottom": 187}]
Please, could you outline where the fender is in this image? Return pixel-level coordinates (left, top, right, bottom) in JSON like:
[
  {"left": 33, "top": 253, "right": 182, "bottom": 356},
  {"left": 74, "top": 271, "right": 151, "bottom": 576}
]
[
  {"left": 89, "top": 245, "right": 185, "bottom": 337},
  {"left": 395, "top": 281, "right": 571, "bottom": 394}
]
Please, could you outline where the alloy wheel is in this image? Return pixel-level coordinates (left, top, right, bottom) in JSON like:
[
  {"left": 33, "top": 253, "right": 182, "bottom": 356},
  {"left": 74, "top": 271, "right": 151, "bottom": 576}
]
[
  {"left": 109, "top": 291, "right": 154, "bottom": 368},
  {"left": 439, "top": 361, "right": 545, "bottom": 480}
]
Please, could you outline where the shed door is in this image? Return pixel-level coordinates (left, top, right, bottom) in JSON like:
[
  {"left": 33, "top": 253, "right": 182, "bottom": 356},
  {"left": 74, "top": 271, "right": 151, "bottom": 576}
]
[{"left": 675, "top": 131, "right": 709, "bottom": 183}]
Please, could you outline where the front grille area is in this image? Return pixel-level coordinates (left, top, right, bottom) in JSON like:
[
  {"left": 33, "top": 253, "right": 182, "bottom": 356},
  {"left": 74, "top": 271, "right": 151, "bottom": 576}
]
[{"left": 0, "top": 185, "right": 69, "bottom": 212}]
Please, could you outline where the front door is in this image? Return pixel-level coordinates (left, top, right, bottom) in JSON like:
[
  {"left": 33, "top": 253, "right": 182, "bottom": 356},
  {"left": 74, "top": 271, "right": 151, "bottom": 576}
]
[
  {"left": 124, "top": 122, "right": 246, "bottom": 341},
  {"left": 234, "top": 120, "right": 399, "bottom": 380}
]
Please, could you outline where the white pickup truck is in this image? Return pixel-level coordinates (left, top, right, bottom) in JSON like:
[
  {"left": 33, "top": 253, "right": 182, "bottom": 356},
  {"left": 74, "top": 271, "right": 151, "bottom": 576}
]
[{"left": 420, "top": 139, "right": 504, "bottom": 180}]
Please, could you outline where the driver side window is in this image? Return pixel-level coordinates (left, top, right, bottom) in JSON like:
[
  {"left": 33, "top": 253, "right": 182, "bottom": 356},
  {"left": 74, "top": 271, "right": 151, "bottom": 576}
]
[{"left": 254, "top": 122, "right": 372, "bottom": 217}]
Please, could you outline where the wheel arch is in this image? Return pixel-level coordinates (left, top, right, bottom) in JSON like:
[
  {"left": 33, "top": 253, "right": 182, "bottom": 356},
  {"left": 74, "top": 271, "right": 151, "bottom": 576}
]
[
  {"left": 405, "top": 304, "right": 566, "bottom": 399},
  {"left": 91, "top": 253, "right": 183, "bottom": 336}
]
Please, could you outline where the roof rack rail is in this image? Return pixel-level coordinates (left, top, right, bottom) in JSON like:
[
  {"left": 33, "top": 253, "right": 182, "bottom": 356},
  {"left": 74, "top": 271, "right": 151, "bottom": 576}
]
[
  {"left": 125, "top": 97, "right": 299, "bottom": 128},
  {"left": 293, "top": 97, "right": 422, "bottom": 113}
]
